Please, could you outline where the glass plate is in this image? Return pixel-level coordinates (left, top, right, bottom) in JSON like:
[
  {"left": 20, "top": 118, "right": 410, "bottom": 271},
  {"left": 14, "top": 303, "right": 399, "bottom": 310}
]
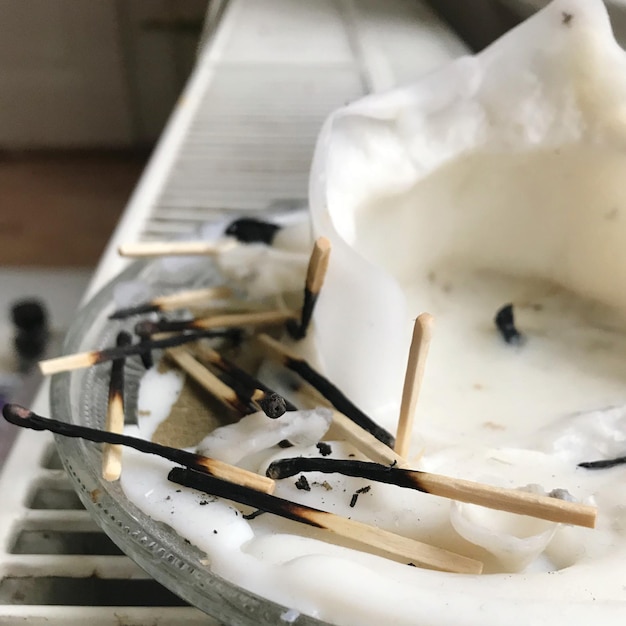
[{"left": 49, "top": 258, "right": 327, "bottom": 626}]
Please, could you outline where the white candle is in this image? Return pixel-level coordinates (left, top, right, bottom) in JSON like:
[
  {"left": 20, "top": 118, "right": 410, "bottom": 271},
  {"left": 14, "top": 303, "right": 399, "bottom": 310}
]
[
  {"left": 310, "top": 0, "right": 626, "bottom": 432},
  {"left": 120, "top": 1, "right": 626, "bottom": 623}
]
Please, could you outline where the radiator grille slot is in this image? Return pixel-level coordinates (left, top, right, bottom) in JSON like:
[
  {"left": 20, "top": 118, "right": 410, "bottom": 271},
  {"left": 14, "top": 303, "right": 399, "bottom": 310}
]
[
  {"left": 0, "top": 577, "right": 189, "bottom": 607},
  {"left": 10, "top": 531, "right": 124, "bottom": 556},
  {"left": 41, "top": 446, "right": 64, "bottom": 471},
  {"left": 27, "top": 487, "right": 84, "bottom": 511}
]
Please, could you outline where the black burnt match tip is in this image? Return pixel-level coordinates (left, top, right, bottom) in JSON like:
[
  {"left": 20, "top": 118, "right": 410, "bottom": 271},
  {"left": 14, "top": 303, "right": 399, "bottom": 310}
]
[
  {"left": 494, "top": 303, "right": 524, "bottom": 345},
  {"left": 578, "top": 455, "right": 626, "bottom": 470},
  {"left": 257, "top": 392, "right": 287, "bottom": 419},
  {"left": 224, "top": 218, "right": 281, "bottom": 245}
]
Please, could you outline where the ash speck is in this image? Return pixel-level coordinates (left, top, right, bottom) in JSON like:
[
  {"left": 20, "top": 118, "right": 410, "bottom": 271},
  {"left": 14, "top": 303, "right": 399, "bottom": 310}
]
[
  {"left": 295, "top": 475, "right": 311, "bottom": 491},
  {"left": 316, "top": 442, "right": 332, "bottom": 456}
]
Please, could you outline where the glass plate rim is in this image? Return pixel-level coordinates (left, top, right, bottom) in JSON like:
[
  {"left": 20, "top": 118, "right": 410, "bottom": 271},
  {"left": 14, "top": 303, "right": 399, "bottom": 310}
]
[{"left": 49, "top": 259, "right": 328, "bottom": 626}]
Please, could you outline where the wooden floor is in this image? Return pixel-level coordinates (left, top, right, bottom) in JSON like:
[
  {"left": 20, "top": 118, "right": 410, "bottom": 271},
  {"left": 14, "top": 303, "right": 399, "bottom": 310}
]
[{"left": 0, "top": 151, "right": 147, "bottom": 267}]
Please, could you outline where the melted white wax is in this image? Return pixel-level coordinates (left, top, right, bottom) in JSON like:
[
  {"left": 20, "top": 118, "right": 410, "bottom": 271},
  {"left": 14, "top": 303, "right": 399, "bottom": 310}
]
[{"left": 121, "top": 1, "right": 626, "bottom": 623}]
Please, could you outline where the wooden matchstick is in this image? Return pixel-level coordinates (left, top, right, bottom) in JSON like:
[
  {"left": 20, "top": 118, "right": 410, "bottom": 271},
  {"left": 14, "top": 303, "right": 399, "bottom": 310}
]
[
  {"left": 134, "top": 309, "right": 298, "bottom": 336},
  {"left": 266, "top": 458, "right": 597, "bottom": 528},
  {"left": 102, "top": 331, "right": 131, "bottom": 481},
  {"left": 2, "top": 404, "right": 274, "bottom": 494},
  {"left": 192, "top": 343, "right": 298, "bottom": 413},
  {"left": 257, "top": 333, "right": 395, "bottom": 447},
  {"left": 118, "top": 240, "right": 237, "bottom": 258},
  {"left": 165, "top": 347, "right": 286, "bottom": 418},
  {"left": 38, "top": 329, "right": 238, "bottom": 376},
  {"left": 168, "top": 467, "right": 483, "bottom": 574},
  {"left": 395, "top": 314, "right": 434, "bottom": 458},
  {"left": 109, "top": 286, "right": 233, "bottom": 320},
  {"left": 287, "top": 237, "right": 331, "bottom": 339}
]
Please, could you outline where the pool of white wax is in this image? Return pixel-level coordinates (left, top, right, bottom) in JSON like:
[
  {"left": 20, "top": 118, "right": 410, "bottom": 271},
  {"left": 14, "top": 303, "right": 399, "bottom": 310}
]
[
  {"left": 120, "top": 366, "right": 626, "bottom": 625},
  {"left": 342, "top": 146, "right": 626, "bottom": 443},
  {"left": 401, "top": 266, "right": 626, "bottom": 452}
]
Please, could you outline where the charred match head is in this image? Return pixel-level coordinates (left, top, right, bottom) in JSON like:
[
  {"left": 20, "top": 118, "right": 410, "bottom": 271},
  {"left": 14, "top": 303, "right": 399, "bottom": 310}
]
[
  {"left": 2, "top": 403, "right": 34, "bottom": 425},
  {"left": 224, "top": 218, "right": 281, "bottom": 245},
  {"left": 494, "top": 303, "right": 524, "bottom": 345},
  {"left": 257, "top": 392, "right": 287, "bottom": 419}
]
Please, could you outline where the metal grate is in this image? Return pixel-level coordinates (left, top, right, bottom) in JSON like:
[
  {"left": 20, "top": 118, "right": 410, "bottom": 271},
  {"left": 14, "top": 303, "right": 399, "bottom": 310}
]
[{"left": 0, "top": 1, "right": 469, "bottom": 624}]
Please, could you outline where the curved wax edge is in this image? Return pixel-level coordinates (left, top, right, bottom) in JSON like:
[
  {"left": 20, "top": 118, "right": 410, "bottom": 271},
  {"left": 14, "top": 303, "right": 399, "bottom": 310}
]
[{"left": 309, "top": 0, "right": 626, "bottom": 420}]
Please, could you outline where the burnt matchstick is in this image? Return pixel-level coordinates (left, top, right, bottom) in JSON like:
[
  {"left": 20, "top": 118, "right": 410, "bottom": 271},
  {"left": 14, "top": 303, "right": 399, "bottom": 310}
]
[
  {"left": 494, "top": 303, "right": 524, "bottom": 345},
  {"left": 2, "top": 404, "right": 274, "bottom": 493},
  {"left": 265, "top": 458, "right": 597, "bottom": 528},
  {"left": 287, "top": 237, "right": 331, "bottom": 340},
  {"left": 38, "top": 329, "right": 239, "bottom": 376},
  {"left": 165, "top": 347, "right": 287, "bottom": 418},
  {"left": 395, "top": 313, "right": 434, "bottom": 458},
  {"left": 102, "top": 331, "right": 132, "bottom": 481},
  {"left": 109, "top": 286, "right": 233, "bottom": 320},
  {"left": 257, "top": 333, "right": 395, "bottom": 448},
  {"left": 578, "top": 455, "right": 626, "bottom": 469},
  {"left": 118, "top": 239, "right": 237, "bottom": 258},
  {"left": 168, "top": 467, "right": 483, "bottom": 574},
  {"left": 193, "top": 343, "right": 297, "bottom": 413},
  {"left": 133, "top": 309, "right": 297, "bottom": 336}
]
